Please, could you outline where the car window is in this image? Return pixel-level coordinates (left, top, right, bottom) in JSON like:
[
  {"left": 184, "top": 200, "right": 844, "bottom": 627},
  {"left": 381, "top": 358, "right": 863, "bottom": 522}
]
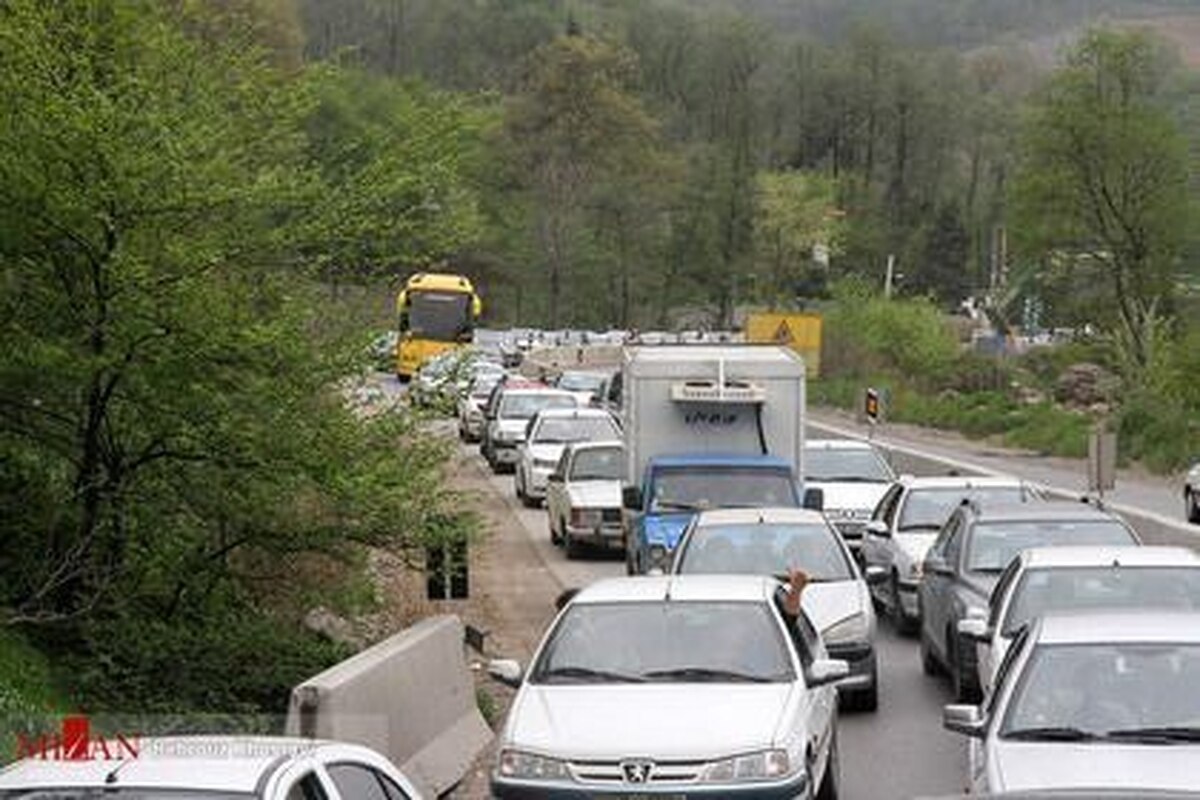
[
  {"left": 989, "top": 559, "right": 1022, "bottom": 629},
  {"left": 533, "top": 416, "right": 619, "bottom": 443},
  {"left": 286, "top": 773, "right": 329, "bottom": 800},
  {"left": 569, "top": 446, "right": 623, "bottom": 480},
  {"left": 942, "top": 518, "right": 964, "bottom": 570},
  {"left": 898, "top": 486, "right": 1026, "bottom": 531},
  {"left": 377, "top": 774, "right": 412, "bottom": 800},
  {"left": 986, "top": 624, "right": 1030, "bottom": 717},
  {"left": 675, "top": 522, "right": 853, "bottom": 581},
  {"left": 804, "top": 447, "right": 894, "bottom": 482},
  {"left": 965, "top": 520, "right": 1137, "bottom": 574},
  {"left": 774, "top": 586, "right": 818, "bottom": 669},
  {"left": 327, "top": 763, "right": 389, "bottom": 800},
  {"left": 873, "top": 485, "right": 902, "bottom": 524}
]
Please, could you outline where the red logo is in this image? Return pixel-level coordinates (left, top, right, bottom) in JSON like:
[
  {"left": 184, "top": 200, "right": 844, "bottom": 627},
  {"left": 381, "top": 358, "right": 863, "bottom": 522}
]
[{"left": 14, "top": 716, "right": 140, "bottom": 761}]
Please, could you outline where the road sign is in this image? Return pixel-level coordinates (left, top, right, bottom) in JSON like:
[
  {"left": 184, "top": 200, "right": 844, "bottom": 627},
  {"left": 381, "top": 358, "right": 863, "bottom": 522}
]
[
  {"left": 773, "top": 319, "right": 794, "bottom": 344},
  {"left": 744, "top": 313, "right": 822, "bottom": 377},
  {"left": 864, "top": 387, "right": 881, "bottom": 424},
  {"left": 1088, "top": 426, "right": 1117, "bottom": 498}
]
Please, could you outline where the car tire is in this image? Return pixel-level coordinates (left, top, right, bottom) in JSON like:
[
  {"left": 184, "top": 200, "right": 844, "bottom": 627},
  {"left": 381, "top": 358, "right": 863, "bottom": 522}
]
[
  {"left": 550, "top": 517, "right": 562, "bottom": 546},
  {"left": 841, "top": 672, "right": 878, "bottom": 713},
  {"left": 950, "top": 630, "right": 982, "bottom": 703},
  {"left": 920, "top": 623, "right": 943, "bottom": 677},
  {"left": 1187, "top": 489, "right": 1200, "bottom": 524},
  {"left": 815, "top": 729, "right": 840, "bottom": 800},
  {"left": 625, "top": 547, "right": 638, "bottom": 576},
  {"left": 564, "top": 530, "right": 583, "bottom": 560},
  {"left": 889, "top": 574, "right": 918, "bottom": 636}
]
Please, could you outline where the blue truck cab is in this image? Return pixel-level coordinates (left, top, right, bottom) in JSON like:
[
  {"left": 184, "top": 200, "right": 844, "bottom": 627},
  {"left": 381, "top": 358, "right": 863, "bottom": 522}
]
[{"left": 623, "top": 453, "right": 820, "bottom": 574}]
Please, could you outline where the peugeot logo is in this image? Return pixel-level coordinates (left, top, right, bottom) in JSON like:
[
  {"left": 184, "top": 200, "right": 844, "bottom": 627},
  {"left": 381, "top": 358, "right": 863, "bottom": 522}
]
[{"left": 620, "top": 759, "right": 654, "bottom": 784}]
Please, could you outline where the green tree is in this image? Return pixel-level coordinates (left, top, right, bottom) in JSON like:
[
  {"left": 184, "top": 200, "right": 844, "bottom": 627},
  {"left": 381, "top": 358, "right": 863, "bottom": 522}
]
[
  {"left": 1013, "top": 28, "right": 1192, "bottom": 368},
  {"left": 753, "top": 170, "right": 843, "bottom": 305}
]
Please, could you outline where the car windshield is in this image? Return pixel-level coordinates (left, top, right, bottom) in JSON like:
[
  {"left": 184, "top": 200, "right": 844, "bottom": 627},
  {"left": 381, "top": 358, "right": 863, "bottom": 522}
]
[
  {"left": 570, "top": 447, "right": 624, "bottom": 481},
  {"left": 1002, "top": 567, "right": 1200, "bottom": 637},
  {"left": 498, "top": 393, "right": 576, "bottom": 419},
  {"left": 532, "top": 601, "right": 794, "bottom": 684},
  {"left": 897, "top": 486, "right": 1027, "bottom": 531},
  {"left": 407, "top": 290, "right": 471, "bottom": 341},
  {"left": 966, "top": 521, "right": 1136, "bottom": 574},
  {"left": 558, "top": 373, "right": 606, "bottom": 392},
  {"left": 805, "top": 448, "right": 893, "bottom": 482},
  {"left": 1002, "top": 643, "right": 1200, "bottom": 739},
  {"left": 650, "top": 468, "right": 797, "bottom": 512},
  {"left": 676, "top": 523, "right": 853, "bottom": 581},
  {"left": 533, "top": 416, "right": 619, "bottom": 443}
]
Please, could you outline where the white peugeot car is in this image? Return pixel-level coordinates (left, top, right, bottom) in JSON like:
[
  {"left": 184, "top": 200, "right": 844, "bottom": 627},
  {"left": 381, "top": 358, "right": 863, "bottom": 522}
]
[
  {"left": 488, "top": 575, "right": 846, "bottom": 799},
  {"left": 945, "top": 612, "right": 1200, "bottom": 795},
  {"left": 514, "top": 408, "right": 620, "bottom": 507},
  {"left": 671, "top": 507, "right": 885, "bottom": 711},
  {"left": 860, "top": 475, "right": 1039, "bottom": 633},
  {"left": 0, "top": 736, "right": 426, "bottom": 799},
  {"left": 959, "top": 545, "right": 1200, "bottom": 696},
  {"left": 546, "top": 440, "right": 625, "bottom": 558},
  {"left": 804, "top": 439, "right": 895, "bottom": 556}
]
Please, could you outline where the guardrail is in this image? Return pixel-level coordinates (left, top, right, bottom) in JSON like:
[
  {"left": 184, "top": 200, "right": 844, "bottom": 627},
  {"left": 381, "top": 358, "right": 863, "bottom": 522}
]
[{"left": 284, "top": 615, "right": 491, "bottom": 797}]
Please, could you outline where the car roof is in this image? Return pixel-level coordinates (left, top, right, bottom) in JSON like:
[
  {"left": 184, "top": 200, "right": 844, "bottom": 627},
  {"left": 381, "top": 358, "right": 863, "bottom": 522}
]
[
  {"left": 1034, "top": 611, "right": 1200, "bottom": 645},
  {"left": 532, "top": 407, "right": 613, "bottom": 420},
  {"left": 648, "top": 454, "right": 794, "bottom": 469},
  {"left": 900, "top": 475, "right": 1025, "bottom": 489},
  {"left": 967, "top": 500, "right": 1124, "bottom": 524},
  {"left": 693, "top": 507, "right": 829, "bottom": 526},
  {"left": 804, "top": 439, "right": 877, "bottom": 451},
  {"left": 500, "top": 387, "right": 573, "bottom": 398},
  {"left": 570, "top": 575, "right": 778, "bottom": 605},
  {"left": 566, "top": 439, "right": 623, "bottom": 452},
  {"left": 0, "top": 736, "right": 330, "bottom": 792},
  {"left": 1020, "top": 545, "right": 1199, "bottom": 569}
]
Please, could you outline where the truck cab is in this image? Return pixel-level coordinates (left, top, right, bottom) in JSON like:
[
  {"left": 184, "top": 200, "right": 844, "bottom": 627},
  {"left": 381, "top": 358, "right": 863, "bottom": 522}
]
[{"left": 623, "top": 454, "right": 822, "bottom": 574}]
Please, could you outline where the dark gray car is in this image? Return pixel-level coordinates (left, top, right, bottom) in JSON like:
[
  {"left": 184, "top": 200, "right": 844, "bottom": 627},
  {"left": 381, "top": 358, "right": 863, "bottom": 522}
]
[{"left": 918, "top": 500, "right": 1139, "bottom": 701}]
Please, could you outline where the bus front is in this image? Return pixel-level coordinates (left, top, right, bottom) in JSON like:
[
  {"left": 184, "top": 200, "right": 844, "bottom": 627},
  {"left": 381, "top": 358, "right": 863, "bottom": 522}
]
[{"left": 395, "top": 274, "right": 480, "bottom": 381}]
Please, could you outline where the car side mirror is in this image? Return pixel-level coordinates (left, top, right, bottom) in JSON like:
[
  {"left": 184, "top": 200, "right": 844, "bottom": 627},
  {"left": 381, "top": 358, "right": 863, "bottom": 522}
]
[
  {"left": 806, "top": 658, "right": 850, "bottom": 688},
  {"left": 487, "top": 659, "right": 523, "bottom": 689},
  {"left": 865, "top": 520, "right": 890, "bottom": 538},
  {"left": 958, "top": 617, "right": 992, "bottom": 643},
  {"left": 555, "top": 587, "right": 580, "bottom": 611},
  {"left": 802, "top": 487, "right": 824, "bottom": 511},
  {"left": 943, "top": 704, "right": 987, "bottom": 738},
  {"left": 925, "top": 556, "right": 952, "bottom": 576},
  {"left": 863, "top": 565, "right": 888, "bottom": 586},
  {"left": 623, "top": 486, "right": 642, "bottom": 511}
]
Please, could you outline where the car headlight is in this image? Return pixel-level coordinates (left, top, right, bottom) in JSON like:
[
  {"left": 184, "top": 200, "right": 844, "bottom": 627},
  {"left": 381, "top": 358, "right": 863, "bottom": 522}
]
[
  {"left": 823, "top": 612, "right": 871, "bottom": 646},
  {"left": 497, "top": 749, "right": 570, "bottom": 781},
  {"left": 703, "top": 749, "right": 792, "bottom": 783},
  {"left": 570, "top": 509, "right": 602, "bottom": 527}
]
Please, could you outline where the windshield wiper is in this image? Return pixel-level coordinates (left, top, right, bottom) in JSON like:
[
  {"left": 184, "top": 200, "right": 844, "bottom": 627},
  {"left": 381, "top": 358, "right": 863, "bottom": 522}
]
[
  {"left": 970, "top": 566, "right": 1006, "bottom": 574},
  {"left": 897, "top": 523, "right": 942, "bottom": 533},
  {"left": 654, "top": 500, "right": 702, "bottom": 512},
  {"left": 540, "top": 666, "right": 645, "bottom": 683},
  {"left": 1105, "top": 726, "right": 1200, "bottom": 743},
  {"left": 642, "top": 667, "right": 772, "bottom": 683},
  {"left": 1003, "top": 726, "right": 1102, "bottom": 741}
]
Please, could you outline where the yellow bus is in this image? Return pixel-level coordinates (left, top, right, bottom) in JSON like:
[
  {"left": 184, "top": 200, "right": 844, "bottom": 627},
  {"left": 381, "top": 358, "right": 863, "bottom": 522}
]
[{"left": 394, "top": 272, "right": 483, "bottom": 381}]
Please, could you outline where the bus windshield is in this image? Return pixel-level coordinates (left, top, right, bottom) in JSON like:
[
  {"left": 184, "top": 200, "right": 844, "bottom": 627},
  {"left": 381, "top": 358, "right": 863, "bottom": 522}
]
[{"left": 407, "top": 291, "right": 471, "bottom": 341}]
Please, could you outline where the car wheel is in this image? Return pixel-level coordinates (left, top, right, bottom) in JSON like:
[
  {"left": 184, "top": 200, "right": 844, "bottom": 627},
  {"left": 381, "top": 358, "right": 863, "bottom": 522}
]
[
  {"left": 950, "top": 630, "right": 982, "bottom": 703},
  {"left": 1188, "top": 489, "right": 1200, "bottom": 524},
  {"left": 815, "top": 729, "right": 840, "bottom": 800},
  {"left": 625, "top": 547, "right": 638, "bottom": 576},
  {"left": 889, "top": 574, "right": 917, "bottom": 636},
  {"left": 920, "top": 622, "right": 943, "bottom": 677},
  {"left": 564, "top": 529, "right": 583, "bottom": 560},
  {"left": 549, "top": 517, "right": 562, "bottom": 546}
]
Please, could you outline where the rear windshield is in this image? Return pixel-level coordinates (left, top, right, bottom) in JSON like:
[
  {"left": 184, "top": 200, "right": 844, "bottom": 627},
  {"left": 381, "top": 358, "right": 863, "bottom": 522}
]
[
  {"left": 533, "top": 416, "right": 619, "bottom": 443},
  {"left": 898, "top": 486, "right": 1028, "bottom": 531},
  {"left": 805, "top": 448, "right": 893, "bottom": 483},
  {"left": 966, "top": 520, "right": 1136, "bottom": 573},
  {"left": 676, "top": 522, "right": 853, "bottom": 581},
  {"left": 498, "top": 393, "right": 576, "bottom": 419},
  {"left": 570, "top": 447, "right": 624, "bottom": 481}
]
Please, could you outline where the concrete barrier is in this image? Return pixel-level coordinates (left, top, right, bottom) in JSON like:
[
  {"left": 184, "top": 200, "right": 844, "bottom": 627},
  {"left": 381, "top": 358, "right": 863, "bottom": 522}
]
[
  {"left": 810, "top": 419, "right": 1199, "bottom": 551},
  {"left": 285, "top": 615, "right": 491, "bottom": 797}
]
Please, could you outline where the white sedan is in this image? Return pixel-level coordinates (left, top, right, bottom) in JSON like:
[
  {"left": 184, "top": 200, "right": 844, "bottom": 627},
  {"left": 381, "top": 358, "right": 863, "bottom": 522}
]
[
  {"left": 488, "top": 575, "right": 846, "bottom": 799},
  {"left": 546, "top": 440, "right": 625, "bottom": 558},
  {"left": 671, "top": 507, "right": 885, "bottom": 711},
  {"left": 514, "top": 408, "right": 620, "bottom": 507},
  {"left": 0, "top": 736, "right": 425, "bottom": 799}
]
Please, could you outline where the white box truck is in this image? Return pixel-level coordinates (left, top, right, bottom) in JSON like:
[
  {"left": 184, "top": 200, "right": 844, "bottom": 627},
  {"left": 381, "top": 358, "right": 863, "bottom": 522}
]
[{"left": 620, "top": 344, "right": 819, "bottom": 573}]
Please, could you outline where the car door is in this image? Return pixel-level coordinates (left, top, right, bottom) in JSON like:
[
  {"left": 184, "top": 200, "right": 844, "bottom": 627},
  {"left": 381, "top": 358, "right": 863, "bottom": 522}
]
[
  {"left": 979, "top": 559, "right": 1020, "bottom": 693},
  {"left": 776, "top": 592, "right": 836, "bottom": 781},
  {"left": 546, "top": 449, "right": 571, "bottom": 533},
  {"left": 970, "top": 625, "right": 1031, "bottom": 794},
  {"left": 863, "top": 485, "right": 902, "bottom": 576},
  {"left": 921, "top": 513, "right": 963, "bottom": 658}
]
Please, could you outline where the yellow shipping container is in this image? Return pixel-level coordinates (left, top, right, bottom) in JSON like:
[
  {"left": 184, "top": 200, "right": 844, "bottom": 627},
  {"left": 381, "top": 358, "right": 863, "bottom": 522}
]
[{"left": 744, "top": 313, "right": 822, "bottom": 377}]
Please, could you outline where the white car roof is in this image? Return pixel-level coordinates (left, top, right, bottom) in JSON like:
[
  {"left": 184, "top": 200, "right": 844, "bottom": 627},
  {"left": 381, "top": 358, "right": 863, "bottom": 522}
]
[
  {"left": 1019, "top": 545, "right": 1200, "bottom": 569},
  {"left": 0, "top": 736, "right": 330, "bottom": 792},
  {"left": 693, "top": 507, "right": 829, "bottom": 527},
  {"left": 804, "top": 439, "right": 877, "bottom": 451},
  {"left": 899, "top": 475, "right": 1025, "bottom": 489},
  {"left": 501, "top": 388, "right": 575, "bottom": 399},
  {"left": 566, "top": 439, "right": 623, "bottom": 453},
  {"left": 1035, "top": 611, "right": 1200, "bottom": 645},
  {"left": 532, "top": 407, "right": 615, "bottom": 420},
  {"left": 571, "top": 575, "right": 778, "bottom": 606}
]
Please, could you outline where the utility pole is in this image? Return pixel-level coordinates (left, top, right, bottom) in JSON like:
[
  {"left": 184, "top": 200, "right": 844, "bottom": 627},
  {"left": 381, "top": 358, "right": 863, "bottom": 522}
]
[{"left": 884, "top": 254, "right": 896, "bottom": 299}]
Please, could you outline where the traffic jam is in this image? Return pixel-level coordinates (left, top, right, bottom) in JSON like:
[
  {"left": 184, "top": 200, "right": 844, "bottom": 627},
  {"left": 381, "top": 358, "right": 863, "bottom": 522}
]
[{"left": 424, "top": 329, "right": 1200, "bottom": 799}]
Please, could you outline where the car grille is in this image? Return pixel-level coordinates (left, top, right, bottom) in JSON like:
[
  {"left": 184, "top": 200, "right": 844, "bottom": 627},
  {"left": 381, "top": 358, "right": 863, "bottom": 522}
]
[
  {"left": 568, "top": 758, "right": 706, "bottom": 784},
  {"left": 601, "top": 508, "right": 622, "bottom": 523}
]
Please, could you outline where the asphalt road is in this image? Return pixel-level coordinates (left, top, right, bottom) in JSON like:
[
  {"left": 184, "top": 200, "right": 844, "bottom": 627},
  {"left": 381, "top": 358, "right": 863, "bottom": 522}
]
[{"left": 469, "top": 443, "right": 968, "bottom": 800}]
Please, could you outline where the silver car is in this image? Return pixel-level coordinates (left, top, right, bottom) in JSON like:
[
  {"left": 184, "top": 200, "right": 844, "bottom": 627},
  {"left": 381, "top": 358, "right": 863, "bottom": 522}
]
[
  {"left": 960, "top": 546, "right": 1200, "bottom": 696},
  {"left": 488, "top": 575, "right": 847, "bottom": 799},
  {"left": 861, "top": 475, "right": 1039, "bottom": 634},
  {"left": 671, "top": 507, "right": 885, "bottom": 711},
  {"left": 514, "top": 408, "right": 621, "bottom": 507},
  {"left": 945, "top": 611, "right": 1200, "bottom": 794}
]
